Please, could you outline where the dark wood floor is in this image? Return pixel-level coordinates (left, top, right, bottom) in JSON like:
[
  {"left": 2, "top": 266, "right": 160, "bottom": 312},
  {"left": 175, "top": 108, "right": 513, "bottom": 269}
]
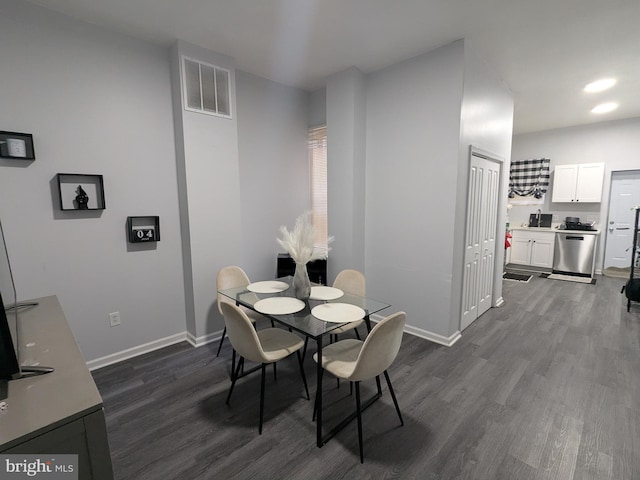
[{"left": 92, "top": 274, "right": 640, "bottom": 479}]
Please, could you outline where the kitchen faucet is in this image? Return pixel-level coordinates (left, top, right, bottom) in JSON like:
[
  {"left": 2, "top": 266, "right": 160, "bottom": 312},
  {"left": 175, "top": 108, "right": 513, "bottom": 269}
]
[{"left": 536, "top": 209, "right": 541, "bottom": 227}]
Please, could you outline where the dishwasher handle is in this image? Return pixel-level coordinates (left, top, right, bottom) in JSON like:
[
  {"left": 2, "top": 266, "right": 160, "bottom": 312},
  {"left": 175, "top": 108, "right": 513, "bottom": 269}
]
[{"left": 565, "top": 236, "right": 585, "bottom": 241}]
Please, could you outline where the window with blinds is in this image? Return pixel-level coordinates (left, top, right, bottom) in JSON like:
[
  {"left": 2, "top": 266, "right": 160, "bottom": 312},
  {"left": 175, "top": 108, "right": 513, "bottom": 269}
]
[
  {"left": 182, "top": 56, "right": 231, "bottom": 118},
  {"left": 309, "top": 126, "right": 328, "bottom": 250}
]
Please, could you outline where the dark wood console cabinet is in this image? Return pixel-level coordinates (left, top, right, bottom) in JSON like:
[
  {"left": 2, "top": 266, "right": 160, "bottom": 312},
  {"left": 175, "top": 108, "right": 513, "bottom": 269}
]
[{"left": 276, "top": 253, "right": 328, "bottom": 285}]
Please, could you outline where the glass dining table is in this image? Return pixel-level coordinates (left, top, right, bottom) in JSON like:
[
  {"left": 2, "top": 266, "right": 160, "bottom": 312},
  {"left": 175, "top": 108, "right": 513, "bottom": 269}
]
[{"left": 218, "top": 275, "right": 391, "bottom": 447}]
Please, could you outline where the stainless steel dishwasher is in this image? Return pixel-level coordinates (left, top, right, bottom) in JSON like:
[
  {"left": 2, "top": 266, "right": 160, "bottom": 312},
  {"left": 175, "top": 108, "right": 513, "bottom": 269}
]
[{"left": 553, "top": 233, "right": 598, "bottom": 276}]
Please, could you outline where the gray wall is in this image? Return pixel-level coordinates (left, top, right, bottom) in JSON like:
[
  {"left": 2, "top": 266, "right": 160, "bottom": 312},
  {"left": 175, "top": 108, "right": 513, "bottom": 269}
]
[
  {"left": 308, "top": 88, "right": 327, "bottom": 128},
  {"left": 0, "top": 1, "right": 313, "bottom": 362},
  {"left": 326, "top": 68, "right": 367, "bottom": 281},
  {"left": 453, "top": 42, "right": 514, "bottom": 332},
  {"left": 365, "top": 41, "right": 465, "bottom": 339},
  {"left": 510, "top": 117, "right": 640, "bottom": 271},
  {"left": 236, "top": 71, "right": 311, "bottom": 281},
  {"left": 170, "top": 41, "right": 243, "bottom": 342},
  {"left": 0, "top": 0, "right": 186, "bottom": 361},
  {"left": 364, "top": 39, "right": 513, "bottom": 341}
]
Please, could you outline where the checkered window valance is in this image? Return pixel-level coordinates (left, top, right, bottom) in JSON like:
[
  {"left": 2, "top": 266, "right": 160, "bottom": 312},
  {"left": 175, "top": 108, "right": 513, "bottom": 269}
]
[{"left": 508, "top": 158, "right": 550, "bottom": 198}]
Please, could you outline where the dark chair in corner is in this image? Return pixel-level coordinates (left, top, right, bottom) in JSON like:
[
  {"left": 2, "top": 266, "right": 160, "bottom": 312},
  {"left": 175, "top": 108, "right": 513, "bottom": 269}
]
[
  {"left": 221, "top": 302, "right": 310, "bottom": 434},
  {"left": 313, "top": 311, "right": 406, "bottom": 463}
]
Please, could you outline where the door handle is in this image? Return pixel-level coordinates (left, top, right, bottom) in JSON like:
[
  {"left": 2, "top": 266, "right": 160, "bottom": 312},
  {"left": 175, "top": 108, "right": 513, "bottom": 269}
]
[{"left": 616, "top": 227, "right": 630, "bottom": 230}]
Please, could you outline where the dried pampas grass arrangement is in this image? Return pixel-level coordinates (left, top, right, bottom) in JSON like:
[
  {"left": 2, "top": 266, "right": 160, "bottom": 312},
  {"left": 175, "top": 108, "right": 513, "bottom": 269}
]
[{"left": 277, "top": 212, "right": 332, "bottom": 265}]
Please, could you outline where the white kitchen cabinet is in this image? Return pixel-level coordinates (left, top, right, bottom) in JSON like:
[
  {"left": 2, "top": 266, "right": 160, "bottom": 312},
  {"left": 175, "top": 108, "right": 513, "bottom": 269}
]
[
  {"left": 551, "top": 163, "right": 605, "bottom": 203},
  {"left": 509, "top": 230, "right": 556, "bottom": 268}
]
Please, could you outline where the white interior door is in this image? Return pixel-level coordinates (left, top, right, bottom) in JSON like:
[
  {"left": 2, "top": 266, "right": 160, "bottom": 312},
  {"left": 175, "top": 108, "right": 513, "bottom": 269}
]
[
  {"left": 604, "top": 171, "right": 640, "bottom": 268},
  {"left": 461, "top": 150, "right": 501, "bottom": 330}
]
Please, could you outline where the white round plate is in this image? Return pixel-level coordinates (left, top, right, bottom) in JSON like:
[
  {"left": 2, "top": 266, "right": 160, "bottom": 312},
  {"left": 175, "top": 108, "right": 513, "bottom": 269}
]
[
  {"left": 309, "top": 286, "right": 344, "bottom": 301},
  {"left": 311, "top": 303, "right": 365, "bottom": 323},
  {"left": 246, "top": 281, "right": 289, "bottom": 294},
  {"left": 254, "top": 297, "right": 305, "bottom": 315}
]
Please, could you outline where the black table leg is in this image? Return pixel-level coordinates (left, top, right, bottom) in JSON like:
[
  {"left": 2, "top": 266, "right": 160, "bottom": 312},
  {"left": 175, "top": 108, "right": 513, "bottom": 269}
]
[
  {"left": 364, "top": 314, "right": 372, "bottom": 332},
  {"left": 316, "top": 335, "right": 324, "bottom": 448}
]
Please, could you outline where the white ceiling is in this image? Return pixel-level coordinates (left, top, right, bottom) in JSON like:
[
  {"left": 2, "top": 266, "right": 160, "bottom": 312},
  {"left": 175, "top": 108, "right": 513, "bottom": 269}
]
[{"left": 28, "top": 0, "right": 640, "bottom": 134}]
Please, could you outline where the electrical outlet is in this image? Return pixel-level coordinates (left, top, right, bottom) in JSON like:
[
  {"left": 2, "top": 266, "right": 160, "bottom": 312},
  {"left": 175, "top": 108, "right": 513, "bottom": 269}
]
[{"left": 108, "top": 312, "right": 121, "bottom": 327}]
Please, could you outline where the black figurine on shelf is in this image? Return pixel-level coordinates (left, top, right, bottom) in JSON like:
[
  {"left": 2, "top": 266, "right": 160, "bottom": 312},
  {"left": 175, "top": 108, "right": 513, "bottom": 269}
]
[{"left": 75, "top": 185, "right": 89, "bottom": 210}]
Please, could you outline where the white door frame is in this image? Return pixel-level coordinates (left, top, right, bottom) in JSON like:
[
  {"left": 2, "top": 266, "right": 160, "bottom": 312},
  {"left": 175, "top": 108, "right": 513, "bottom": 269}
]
[{"left": 604, "top": 169, "right": 640, "bottom": 269}]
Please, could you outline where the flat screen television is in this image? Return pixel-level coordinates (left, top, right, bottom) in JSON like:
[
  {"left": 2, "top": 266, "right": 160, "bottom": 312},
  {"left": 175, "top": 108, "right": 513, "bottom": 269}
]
[{"left": 0, "top": 218, "right": 52, "bottom": 382}]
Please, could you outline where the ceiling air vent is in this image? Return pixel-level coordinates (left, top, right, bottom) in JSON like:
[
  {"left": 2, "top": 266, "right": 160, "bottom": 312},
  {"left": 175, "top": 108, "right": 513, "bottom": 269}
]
[{"left": 182, "top": 56, "right": 231, "bottom": 118}]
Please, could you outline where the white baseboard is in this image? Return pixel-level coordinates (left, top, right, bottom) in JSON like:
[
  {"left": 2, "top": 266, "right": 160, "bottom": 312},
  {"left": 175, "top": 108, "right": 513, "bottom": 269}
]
[
  {"left": 403, "top": 323, "right": 462, "bottom": 347},
  {"left": 87, "top": 318, "right": 463, "bottom": 371},
  {"left": 186, "top": 329, "right": 224, "bottom": 348},
  {"left": 87, "top": 332, "right": 189, "bottom": 371},
  {"left": 87, "top": 329, "right": 225, "bottom": 370},
  {"left": 371, "top": 314, "right": 460, "bottom": 347}
]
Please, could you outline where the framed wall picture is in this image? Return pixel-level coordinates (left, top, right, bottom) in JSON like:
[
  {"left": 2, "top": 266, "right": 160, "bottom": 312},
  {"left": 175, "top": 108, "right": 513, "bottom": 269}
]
[
  {"left": 56, "top": 173, "right": 106, "bottom": 211},
  {"left": 0, "top": 131, "right": 35, "bottom": 160}
]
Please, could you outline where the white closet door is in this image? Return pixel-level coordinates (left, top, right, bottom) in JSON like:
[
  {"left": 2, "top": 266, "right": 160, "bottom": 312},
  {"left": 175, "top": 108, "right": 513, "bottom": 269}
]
[
  {"left": 461, "top": 151, "right": 501, "bottom": 330},
  {"left": 461, "top": 163, "right": 482, "bottom": 329}
]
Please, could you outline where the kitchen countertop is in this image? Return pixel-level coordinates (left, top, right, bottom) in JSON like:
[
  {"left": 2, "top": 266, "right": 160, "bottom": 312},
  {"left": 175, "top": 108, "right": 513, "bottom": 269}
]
[{"left": 509, "top": 225, "right": 600, "bottom": 234}]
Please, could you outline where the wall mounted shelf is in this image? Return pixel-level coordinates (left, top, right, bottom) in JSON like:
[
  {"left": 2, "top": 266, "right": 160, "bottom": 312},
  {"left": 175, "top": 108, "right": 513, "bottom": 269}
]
[
  {"left": 0, "top": 131, "right": 35, "bottom": 160},
  {"left": 56, "top": 173, "right": 105, "bottom": 211},
  {"left": 127, "top": 216, "right": 160, "bottom": 243}
]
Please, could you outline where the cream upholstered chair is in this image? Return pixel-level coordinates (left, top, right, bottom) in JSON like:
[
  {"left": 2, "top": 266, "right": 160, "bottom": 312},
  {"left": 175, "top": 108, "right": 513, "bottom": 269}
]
[
  {"left": 216, "top": 266, "right": 270, "bottom": 358},
  {"left": 302, "top": 269, "right": 366, "bottom": 363},
  {"left": 221, "top": 302, "right": 310, "bottom": 434},
  {"left": 313, "top": 311, "right": 406, "bottom": 463},
  {"left": 330, "top": 269, "right": 365, "bottom": 340}
]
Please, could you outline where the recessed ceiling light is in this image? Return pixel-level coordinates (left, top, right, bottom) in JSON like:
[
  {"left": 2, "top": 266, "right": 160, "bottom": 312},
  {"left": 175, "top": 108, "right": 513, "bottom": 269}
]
[
  {"left": 591, "top": 102, "right": 618, "bottom": 114},
  {"left": 584, "top": 78, "right": 617, "bottom": 93}
]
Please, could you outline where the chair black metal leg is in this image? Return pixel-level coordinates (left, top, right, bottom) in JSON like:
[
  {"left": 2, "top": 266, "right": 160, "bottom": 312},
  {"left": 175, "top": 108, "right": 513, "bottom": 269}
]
[
  {"left": 383, "top": 370, "right": 403, "bottom": 426},
  {"left": 259, "top": 363, "right": 266, "bottom": 434},
  {"left": 231, "top": 349, "right": 236, "bottom": 378},
  {"left": 302, "top": 337, "right": 309, "bottom": 362},
  {"left": 336, "top": 377, "right": 340, "bottom": 389},
  {"left": 354, "top": 328, "right": 361, "bottom": 340},
  {"left": 312, "top": 392, "right": 317, "bottom": 422},
  {"left": 315, "top": 338, "right": 324, "bottom": 447},
  {"left": 296, "top": 350, "right": 310, "bottom": 400},
  {"left": 226, "top": 357, "right": 244, "bottom": 404},
  {"left": 216, "top": 327, "right": 226, "bottom": 357},
  {"left": 355, "top": 381, "right": 364, "bottom": 463},
  {"left": 350, "top": 381, "right": 353, "bottom": 396},
  {"left": 273, "top": 362, "right": 277, "bottom": 381}
]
